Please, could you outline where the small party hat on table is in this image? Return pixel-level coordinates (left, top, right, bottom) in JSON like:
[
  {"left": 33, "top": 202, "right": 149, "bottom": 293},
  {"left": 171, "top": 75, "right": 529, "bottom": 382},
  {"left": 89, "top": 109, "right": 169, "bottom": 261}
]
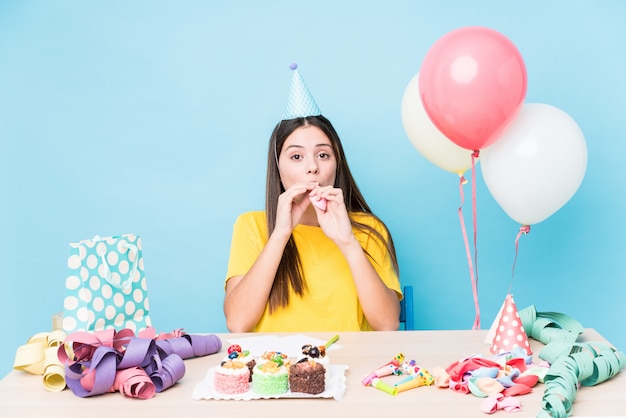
[
  {"left": 486, "top": 294, "right": 532, "bottom": 356},
  {"left": 283, "top": 63, "right": 322, "bottom": 120}
]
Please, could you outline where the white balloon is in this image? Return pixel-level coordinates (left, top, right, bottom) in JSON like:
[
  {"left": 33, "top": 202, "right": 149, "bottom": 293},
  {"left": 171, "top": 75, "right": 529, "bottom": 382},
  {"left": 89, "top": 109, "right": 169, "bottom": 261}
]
[
  {"left": 481, "top": 103, "right": 587, "bottom": 225},
  {"left": 401, "top": 72, "right": 475, "bottom": 175}
]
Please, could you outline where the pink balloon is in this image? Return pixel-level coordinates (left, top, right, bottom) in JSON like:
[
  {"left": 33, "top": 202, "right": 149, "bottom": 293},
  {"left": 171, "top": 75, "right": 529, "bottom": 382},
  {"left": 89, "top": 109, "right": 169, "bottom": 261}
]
[{"left": 419, "top": 26, "right": 527, "bottom": 151}]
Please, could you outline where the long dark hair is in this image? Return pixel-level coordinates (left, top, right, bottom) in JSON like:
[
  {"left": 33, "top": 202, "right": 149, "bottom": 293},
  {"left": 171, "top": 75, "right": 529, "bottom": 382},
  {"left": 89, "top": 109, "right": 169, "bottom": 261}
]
[{"left": 265, "top": 115, "right": 399, "bottom": 312}]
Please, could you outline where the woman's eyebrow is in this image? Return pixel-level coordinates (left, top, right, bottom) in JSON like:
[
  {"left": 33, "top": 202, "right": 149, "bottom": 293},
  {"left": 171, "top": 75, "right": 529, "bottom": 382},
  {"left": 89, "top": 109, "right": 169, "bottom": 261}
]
[{"left": 284, "top": 143, "right": 331, "bottom": 150}]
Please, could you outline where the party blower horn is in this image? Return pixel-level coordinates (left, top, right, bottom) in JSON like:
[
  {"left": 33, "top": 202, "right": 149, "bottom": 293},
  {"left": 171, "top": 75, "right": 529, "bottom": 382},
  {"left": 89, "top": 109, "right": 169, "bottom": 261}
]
[
  {"left": 362, "top": 353, "right": 405, "bottom": 395},
  {"left": 394, "top": 360, "right": 435, "bottom": 393}
]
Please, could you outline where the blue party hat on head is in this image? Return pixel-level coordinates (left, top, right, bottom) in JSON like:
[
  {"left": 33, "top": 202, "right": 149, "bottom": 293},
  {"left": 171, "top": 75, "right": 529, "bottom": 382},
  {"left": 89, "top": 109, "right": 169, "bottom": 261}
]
[{"left": 282, "top": 63, "right": 322, "bottom": 120}]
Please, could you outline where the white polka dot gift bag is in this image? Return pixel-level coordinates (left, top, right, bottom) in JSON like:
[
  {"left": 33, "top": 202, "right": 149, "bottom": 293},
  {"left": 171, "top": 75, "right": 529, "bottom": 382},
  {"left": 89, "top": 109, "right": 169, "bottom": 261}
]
[{"left": 62, "top": 234, "right": 151, "bottom": 333}]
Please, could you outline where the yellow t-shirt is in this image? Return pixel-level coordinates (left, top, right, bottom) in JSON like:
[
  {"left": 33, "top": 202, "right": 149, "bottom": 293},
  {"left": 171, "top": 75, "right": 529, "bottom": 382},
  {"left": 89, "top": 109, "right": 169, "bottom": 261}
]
[{"left": 225, "top": 211, "right": 402, "bottom": 332}]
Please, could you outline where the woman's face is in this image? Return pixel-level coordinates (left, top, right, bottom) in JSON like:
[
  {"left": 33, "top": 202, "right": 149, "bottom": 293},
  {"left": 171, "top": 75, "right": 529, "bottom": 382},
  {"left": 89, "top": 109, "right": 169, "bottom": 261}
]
[{"left": 278, "top": 125, "right": 337, "bottom": 190}]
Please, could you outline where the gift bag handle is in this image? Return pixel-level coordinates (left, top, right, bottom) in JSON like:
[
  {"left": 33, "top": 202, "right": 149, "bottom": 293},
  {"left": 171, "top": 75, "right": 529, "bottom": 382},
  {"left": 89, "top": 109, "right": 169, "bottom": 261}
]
[{"left": 96, "top": 239, "right": 139, "bottom": 290}]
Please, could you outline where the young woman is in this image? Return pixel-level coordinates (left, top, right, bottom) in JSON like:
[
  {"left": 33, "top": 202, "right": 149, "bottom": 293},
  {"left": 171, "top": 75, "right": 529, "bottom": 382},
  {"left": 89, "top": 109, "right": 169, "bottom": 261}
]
[{"left": 223, "top": 66, "right": 401, "bottom": 332}]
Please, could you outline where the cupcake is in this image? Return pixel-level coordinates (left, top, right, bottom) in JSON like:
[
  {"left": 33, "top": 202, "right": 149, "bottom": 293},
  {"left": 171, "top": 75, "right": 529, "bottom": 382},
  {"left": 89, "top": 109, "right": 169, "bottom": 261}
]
[
  {"left": 252, "top": 352, "right": 289, "bottom": 395},
  {"left": 214, "top": 360, "right": 250, "bottom": 394},
  {"left": 289, "top": 358, "right": 326, "bottom": 395}
]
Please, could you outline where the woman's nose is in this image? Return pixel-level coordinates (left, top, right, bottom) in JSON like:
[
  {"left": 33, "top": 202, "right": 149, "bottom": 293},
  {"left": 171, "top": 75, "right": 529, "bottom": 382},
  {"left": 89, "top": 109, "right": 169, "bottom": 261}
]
[{"left": 306, "top": 163, "right": 319, "bottom": 174}]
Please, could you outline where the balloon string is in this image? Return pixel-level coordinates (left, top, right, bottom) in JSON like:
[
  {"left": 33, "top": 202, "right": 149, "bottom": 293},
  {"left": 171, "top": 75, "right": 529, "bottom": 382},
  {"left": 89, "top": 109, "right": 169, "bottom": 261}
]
[
  {"left": 509, "top": 225, "right": 530, "bottom": 294},
  {"left": 471, "top": 150, "right": 480, "bottom": 330},
  {"left": 458, "top": 172, "right": 479, "bottom": 331}
]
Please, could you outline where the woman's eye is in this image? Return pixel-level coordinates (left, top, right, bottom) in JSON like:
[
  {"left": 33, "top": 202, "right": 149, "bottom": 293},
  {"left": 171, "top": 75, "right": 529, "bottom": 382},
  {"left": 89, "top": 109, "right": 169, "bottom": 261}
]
[
  {"left": 318, "top": 152, "right": 330, "bottom": 159},
  {"left": 290, "top": 154, "right": 302, "bottom": 160}
]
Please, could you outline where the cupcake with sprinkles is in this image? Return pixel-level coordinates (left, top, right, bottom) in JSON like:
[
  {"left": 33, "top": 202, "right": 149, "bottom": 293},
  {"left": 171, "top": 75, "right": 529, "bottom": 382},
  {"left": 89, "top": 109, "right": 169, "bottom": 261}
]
[
  {"left": 223, "top": 344, "right": 256, "bottom": 381},
  {"left": 252, "top": 352, "right": 290, "bottom": 395}
]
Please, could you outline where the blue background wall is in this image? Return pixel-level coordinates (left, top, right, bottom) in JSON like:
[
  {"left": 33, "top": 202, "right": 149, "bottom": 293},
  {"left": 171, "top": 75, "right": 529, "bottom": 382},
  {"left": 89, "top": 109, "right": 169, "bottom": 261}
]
[{"left": 1, "top": 1, "right": 624, "bottom": 377}]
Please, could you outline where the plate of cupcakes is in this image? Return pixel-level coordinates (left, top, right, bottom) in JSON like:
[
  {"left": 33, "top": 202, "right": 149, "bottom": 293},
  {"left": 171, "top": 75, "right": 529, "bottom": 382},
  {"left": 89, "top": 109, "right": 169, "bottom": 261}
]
[{"left": 192, "top": 336, "right": 348, "bottom": 400}]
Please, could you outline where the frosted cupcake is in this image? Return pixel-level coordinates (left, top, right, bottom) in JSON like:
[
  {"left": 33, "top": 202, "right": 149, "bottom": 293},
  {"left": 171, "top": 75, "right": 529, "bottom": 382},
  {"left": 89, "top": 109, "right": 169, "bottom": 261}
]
[
  {"left": 252, "top": 352, "right": 289, "bottom": 395},
  {"left": 214, "top": 360, "right": 250, "bottom": 394}
]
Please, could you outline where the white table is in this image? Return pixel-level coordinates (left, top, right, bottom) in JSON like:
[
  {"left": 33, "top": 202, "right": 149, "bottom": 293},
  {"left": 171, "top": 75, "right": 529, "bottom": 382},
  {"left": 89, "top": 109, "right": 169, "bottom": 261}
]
[{"left": 1, "top": 329, "right": 624, "bottom": 417}]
